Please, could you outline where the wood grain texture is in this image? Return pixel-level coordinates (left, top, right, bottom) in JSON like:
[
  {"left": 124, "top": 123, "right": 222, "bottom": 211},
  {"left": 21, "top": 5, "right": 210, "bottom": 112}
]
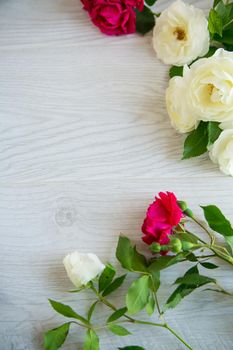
[{"left": 0, "top": 0, "right": 232, "bottom": 349}]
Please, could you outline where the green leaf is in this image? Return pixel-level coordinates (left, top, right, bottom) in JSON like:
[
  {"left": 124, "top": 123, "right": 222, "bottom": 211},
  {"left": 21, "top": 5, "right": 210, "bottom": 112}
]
[
  {"left": 174, "top": 231, "right": 198, "bottom": 244},
  {"left": 116, "top": 236, "right": 147, "bottom": 273},
  {"left": 164, "top": 266, "right": 215, "bottom": 310},
  {"left": 99, "top": 264, "right": 116, "bottom": 292},
  {"left": 102, "top": 274, "right": 126, "bottom": 297},
  {"left": 136, "top": 6, "right": 155, "bottom": 35},
  {"left": 84, "top": 329, "right": 99, "bottom": 350},
  {"left": 174, "top": 273, "right": 215, "bottom": 286},
  {"left": 169, "top": 66, "right": 183, "bottom": 78},
  {"left": 146, "top": 295, "right": 155, "bottom": 316},
  {"left": 208, "top": 9, "right": 223, "bottom": 36},
  {"left": 119, "top": 347, "right": 145, "bottom": 350},
  {"left": 201, "top": 205, "right": 233, "bottom": 237},
  {"left": 200, "top": 262, "right": 219, "bottom": 269},
  {"left": 182, "top": 121, "right": 209, "bottom": 159},
  {"left": 221, "top": 30, "right": 233, "bottom": 44},
  {"left": 126, "top": 275, "right": 150, "bottom": 315},
  {"left": 107, "top": 307, "right": 127, "bottom": 323},
  {"left": 215, "top": 1, "right": 233, "bottom": 25},
  {"left": 145, "top": 0, "right": 157, "bottom": 6},
  {"left": 207, "top": 122, "right": 221, "bottom": 147},
  {"left": 164, "top": 284, "right": 194, "bottom": 310},
  {"left": 44, "top": 323, "right": 70, "bottom": 350},
  {"left": 214, "top": 0, "right": 222, "bottom": 7},
  {"left": 108, "top": 324, "right": 131, "bottom": 336},
  {"left": 149, "top": 270, "right": 160, "bottom": 292},
  {"left": 48, "top": 300, "right": 89, "bottom": 325},
  {"left": 148, "top": 253, "right": 188, "bottom": 272},
  {"left": 186, "top": 253, "right": 198, "bottom": 262},
  {"left": 87, "top": 301, "right": 98, "bottom": 322}
]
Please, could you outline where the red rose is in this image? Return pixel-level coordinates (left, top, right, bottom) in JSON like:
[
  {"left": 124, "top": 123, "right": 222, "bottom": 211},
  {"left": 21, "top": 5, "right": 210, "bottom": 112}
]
[
  {"left": 125, "top": 0, "right": 144, "bottom": 11},
  {"left": 81, "top": 0, "right": 93, "bottom": 11},
  {"left": 89, "top": 0, "right": 136, "bottom": 36},
  {"left": 142, "top": 192, "right": 183, "bottom": 253}
]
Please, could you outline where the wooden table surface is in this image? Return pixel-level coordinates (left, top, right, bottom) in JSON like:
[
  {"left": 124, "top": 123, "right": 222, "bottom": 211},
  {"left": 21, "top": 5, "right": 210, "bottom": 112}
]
[{"left": 1, "top": 0, "right": 233, "bottom": 349}]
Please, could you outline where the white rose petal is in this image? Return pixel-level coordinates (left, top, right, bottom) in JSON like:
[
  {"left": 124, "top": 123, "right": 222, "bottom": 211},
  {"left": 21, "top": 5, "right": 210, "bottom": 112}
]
[
  {"left": 153, "top": 0, "right": 210, "bottom": 66},
  {"left": 63, "top": 251, "right": 105, "bottom": 288},
  {"left": 186, "top": 49, "right": 233, "bottom": 123},
  {"left": 166, "top": 74, "right": 199, "bottom": 133},
  {"left": 166, "top": 49, "right": 233, "bottom": 132},
  {"left": 209, "top": 129, "right": 233, "bottom": 177}
]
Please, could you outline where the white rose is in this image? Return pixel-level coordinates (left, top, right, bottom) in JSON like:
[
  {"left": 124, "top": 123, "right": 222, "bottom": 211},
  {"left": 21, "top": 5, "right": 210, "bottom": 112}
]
[
  {"left": 63, "top": 251, "right": 105, "bottom": 288},
  {"left": 152, "top": 0, "right": 209, "bottom": 66},
  {"left": 185, "top": 49, "right": 233, "bottom": 123},
  {"left": 166, "top": 75, "right": 199, "bottom": 133},
  {"left": 209, "top": 129, "right": 233, "bottom": 177}
]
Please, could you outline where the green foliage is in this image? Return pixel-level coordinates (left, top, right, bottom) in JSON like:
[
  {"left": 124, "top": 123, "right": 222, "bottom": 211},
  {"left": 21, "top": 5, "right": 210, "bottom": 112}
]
[
  {"left": 116, "top": 236, "right": 147, "bottom": 273},
  {"left": 207, "top": 122, "right": 221, "bottom": 147},
  {"left": 200, "top": 262, "right": 219, "bottom": 270},
  {"left": 145, "top": 0, "right": 157, "bottom": 6},
  {"left": 99, "top": 264, "right": 116, "bottom": 292},
  {"left": 84, "top": 329, "right": 99, "bottom": 350},
  {"left": 201, "top": 205, "right": 233, "bottom": 254},
  {"left": 44, "top": 323, "right": 71, "bottom": 350},
  {"left": 87, "top": 301, "right": 99, "bottom": 322},
  {"left": 126, "top": 275, "right": 150, "bottom": 314},
  {"left": 136, "top": 6, "right": 155, "bottom": 35},
  {"left": 146, "top": 295, "right": 155, "bottom": 316},
  {"left": 108, "top": 324, "right": 131, "bottom": 336},
  {"left": 174, "top": 273, "right": 215, "bottom": 286},
  {"left": 102, "top": 274, "right": 127, "bottom": 297},
  {"left": 183, "top": 121, "right": 222, "bottom": 159},
  {"left": 149, "top": 270, "right": 160, "bottom": 292},
  {"left": 209, "top": 0, "right": 233, "bottom": 48},
  {"left": 183, "top": 122, "right": 209, "bottom": 159},
  {"left": 48, "top": 299, "right": 89, "bottom": 325},
  {"left": 208, "top": 9, "right": 223, "bottom": 36},
  {"left": 201, "top": 205, "right": 233, "bottom": 237},
  {"left": 169, "top": 66, "right": 183, "bottom": 78},
  {"left": 148, "top": 253, "right": 188, "bottom": 272},
  {"left": 164, "top": 266, "right": 216, "bottom": 310},
  {"left": 107, "top": 307, "right": 127, "bottom": 323}
]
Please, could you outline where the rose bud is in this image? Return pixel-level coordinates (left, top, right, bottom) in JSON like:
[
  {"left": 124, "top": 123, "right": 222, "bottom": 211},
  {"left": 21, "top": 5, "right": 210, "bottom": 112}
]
[
  {"left": 170, "top": 238, "right": 182, "bottom": 253},
  {"left": 63, "top": 251, "right": 105, "bottom": 288}
]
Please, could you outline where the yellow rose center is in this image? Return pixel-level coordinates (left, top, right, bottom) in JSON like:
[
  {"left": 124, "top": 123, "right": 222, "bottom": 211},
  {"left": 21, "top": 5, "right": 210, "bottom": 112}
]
[
  {"left": 173, "top": 27, "right": 187, "bottom": 41},
  {"left": 207, "top": 83, "right": 215, "bottom": 96}
]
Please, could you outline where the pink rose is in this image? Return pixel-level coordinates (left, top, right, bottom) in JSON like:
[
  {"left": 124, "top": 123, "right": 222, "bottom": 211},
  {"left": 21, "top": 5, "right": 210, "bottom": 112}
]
[{"left": 142, "top": 192, "right": 183, "bottom": 253}]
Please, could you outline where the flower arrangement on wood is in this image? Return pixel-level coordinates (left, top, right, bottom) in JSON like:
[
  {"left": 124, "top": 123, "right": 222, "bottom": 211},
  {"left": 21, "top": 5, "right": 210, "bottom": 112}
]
[
  {"left": 81, "top": 0, "right": 233, "bottom": 176},
  {"left": 44, "top": 191, "right": 233, "bottom": 350}
]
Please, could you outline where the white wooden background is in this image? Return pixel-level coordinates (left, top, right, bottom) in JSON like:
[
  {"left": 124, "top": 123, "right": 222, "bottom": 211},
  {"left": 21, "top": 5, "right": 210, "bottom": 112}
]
[{"left": 1, "top": 0, "right": 233, "bottom": 349}]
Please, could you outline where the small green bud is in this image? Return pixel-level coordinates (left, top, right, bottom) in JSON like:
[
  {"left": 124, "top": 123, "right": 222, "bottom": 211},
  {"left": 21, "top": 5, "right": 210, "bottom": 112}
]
[
  {"left": 178, "top": 200, "right": 188, "bottom": 212},
  {"left": 182, "top": 241, "right": 195, "bottom": 251},
  {"left": 150, "top": 242, "right": 161, "bottom": 253},
  {"left": 170, "top": 238, "right": 182, "bottom": 253},
  {"left": 183, "top": 208, "right": 194, "bottom": 218}
]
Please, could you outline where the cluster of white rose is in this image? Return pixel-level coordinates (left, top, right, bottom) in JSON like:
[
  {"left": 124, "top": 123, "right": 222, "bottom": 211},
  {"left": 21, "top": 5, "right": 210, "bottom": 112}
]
[{"left": 153, "top": 0, "right": 233, "bottom": 177}]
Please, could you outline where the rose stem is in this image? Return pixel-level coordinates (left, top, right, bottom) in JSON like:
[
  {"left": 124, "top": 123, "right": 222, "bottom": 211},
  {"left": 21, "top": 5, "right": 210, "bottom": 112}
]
[{"left": 90, "top": 285, "right": 193, "bottom": 350}]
